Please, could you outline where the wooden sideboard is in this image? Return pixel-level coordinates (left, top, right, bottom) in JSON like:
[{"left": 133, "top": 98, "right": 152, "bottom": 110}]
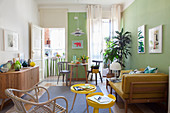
[{"left": 0, "top": 66, "right": 39, "bottom": 110}]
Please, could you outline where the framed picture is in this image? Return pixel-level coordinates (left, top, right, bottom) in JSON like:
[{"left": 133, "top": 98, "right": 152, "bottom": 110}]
[
  {"left": 149, "top": 25, "right": 162, "bottom": 53},
  {"left": 138, "top": 25, "right": 145, "bottom": 53},
  {"left": 72, "top": 40, "right": 83, "bottom": 49},
  {"left": 4, "top": 30, "right": 19, "bottom": 51}
]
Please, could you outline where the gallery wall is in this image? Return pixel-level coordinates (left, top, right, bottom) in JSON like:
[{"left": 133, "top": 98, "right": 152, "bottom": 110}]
[
  {"left": 122, "top": 0, "right": 170, "bottom": 74},
  {"left": 0, "top": 0, "right": 39, "bottom": 65}
]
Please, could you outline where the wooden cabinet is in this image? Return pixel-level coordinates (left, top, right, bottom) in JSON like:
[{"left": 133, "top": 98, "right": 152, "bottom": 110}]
[{"left": 0, "top": 66, "right": 39, "bottom": 110}]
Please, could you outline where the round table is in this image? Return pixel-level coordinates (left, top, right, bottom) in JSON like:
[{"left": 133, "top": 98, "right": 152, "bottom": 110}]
[
  {"left": 70, "top": 84, "right": 96, "bottom": 113},
  {"left": 86, "top": 92, "right": 116, "bottom": 113}
]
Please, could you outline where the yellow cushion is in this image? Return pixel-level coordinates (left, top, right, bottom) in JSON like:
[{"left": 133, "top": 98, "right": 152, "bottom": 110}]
[
  {"left": 122, "top": 73, "right": 168, "bottom": 93},
  {"left": 109, "top": 81, "right": 164, "bottom": 99}
]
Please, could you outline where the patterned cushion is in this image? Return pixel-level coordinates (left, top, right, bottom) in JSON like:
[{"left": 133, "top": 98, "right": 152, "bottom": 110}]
[{"left": 144, "top": 66, "right": 158, "bottom": 73}]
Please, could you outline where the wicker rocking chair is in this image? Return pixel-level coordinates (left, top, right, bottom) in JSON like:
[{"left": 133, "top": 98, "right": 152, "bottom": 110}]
[{"left": 5, "top": 86, "right": 68, "bottom": 113}]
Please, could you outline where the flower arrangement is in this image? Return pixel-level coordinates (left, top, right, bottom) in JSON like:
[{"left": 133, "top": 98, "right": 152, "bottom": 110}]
[
  {"left": 56, "top": 53, "right": 61, "bottom": 58},
  {"left": 80, "top": 55, "right": 89, "bottom": 60}
]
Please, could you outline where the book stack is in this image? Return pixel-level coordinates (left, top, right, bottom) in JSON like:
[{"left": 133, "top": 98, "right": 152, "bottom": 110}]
[{"left": 88, "top": 95, "right": 113, "bottom": 104}]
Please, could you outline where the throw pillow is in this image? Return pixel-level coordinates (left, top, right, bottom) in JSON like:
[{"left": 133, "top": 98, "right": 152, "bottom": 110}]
[
  {"left": 144, "top": 66, "right": 158, "bottom": 73},
  {"left": 129, "top": 69, "right": 144, "bottom": 74}
]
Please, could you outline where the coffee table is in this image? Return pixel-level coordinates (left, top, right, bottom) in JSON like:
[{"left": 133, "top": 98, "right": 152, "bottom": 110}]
[{"left": 70, "top": 84, "right": 96, "bottom": 113}]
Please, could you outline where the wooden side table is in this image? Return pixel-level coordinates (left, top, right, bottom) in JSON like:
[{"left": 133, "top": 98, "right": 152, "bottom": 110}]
[
  {"left": 106, "top": 73, "right": 115, "bottom": 94},
  {"left": 86, "top": 92, "right": 116, "bottom": 113},
  {"left": 70, "top": 84, "right": 96, "bottom": 113}
]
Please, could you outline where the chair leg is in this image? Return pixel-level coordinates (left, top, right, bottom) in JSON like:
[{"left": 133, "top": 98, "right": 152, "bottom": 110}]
[
  {"left": 63, "top": 74, "right": 64, "bottom": 82},
  {"left": 99, "top": 71, "right": 103, "bottom": 83},
  {"left": 95, "top": 73, "right": 97, "bottom": 86},
  {"left": 87, "top": 72, "right": 90, "bottom": 80},
  {"left": 57, "top": 74, "right": 60, "bottom": 84},
  {"left": 66, "top": 74, "right": 68, "bottom": 86},
  {"left": 90, "top": 73, "right": 93, "bottom": 81}
]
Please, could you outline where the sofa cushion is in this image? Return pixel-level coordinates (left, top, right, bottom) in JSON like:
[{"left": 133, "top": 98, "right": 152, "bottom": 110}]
[
  {"left": 144, "top": 66, "right": 158, "bottom": 73},
  {"left": 109, "top": 81, "right": 165, "bottom": 99}
]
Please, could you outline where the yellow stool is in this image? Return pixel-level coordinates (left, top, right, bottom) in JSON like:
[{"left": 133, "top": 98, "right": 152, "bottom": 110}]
[
  {"left": 86, "top": 92, "right": 116, "bottom": 113},
  {"left": 70, "top": 84, "right": 96, "bottom": 113}
]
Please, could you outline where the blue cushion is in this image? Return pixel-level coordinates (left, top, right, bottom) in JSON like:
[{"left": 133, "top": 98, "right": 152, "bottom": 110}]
[{"left": 144, "top": 66, "right": 158, "bottom": 73}]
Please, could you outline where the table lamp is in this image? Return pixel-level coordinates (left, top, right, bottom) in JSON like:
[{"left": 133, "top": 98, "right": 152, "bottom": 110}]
[{"left": 110, "top": 62, "right": 121, "bottom": 82}]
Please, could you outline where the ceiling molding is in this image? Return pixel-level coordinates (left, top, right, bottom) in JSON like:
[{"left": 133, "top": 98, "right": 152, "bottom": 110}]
[{"left": 36, "top": 0, "right": 135, "bottom": 12}]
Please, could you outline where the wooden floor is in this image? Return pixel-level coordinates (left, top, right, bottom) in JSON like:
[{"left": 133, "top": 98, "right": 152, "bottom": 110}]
[{"left": 2, "top": 75, "right": 167, "bottom": 113}]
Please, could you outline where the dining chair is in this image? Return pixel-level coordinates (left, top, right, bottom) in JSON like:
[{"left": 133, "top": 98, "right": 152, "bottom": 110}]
[
  {"left": 57, "top": 62, "right": 70, "bottom": 86},
  {"left": 87, "top": 60, "right": 103, "bottom": 85},
  {"left": 5, "top": 86, "right": 68, "bottom": 113}
]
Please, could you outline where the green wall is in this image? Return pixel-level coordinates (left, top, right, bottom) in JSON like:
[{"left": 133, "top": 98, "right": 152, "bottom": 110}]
[
  {"left": 123, "top": 0, "right": 170, "bottom": 74},
  {"left": 68, "top": 12, "right": 88, "bottom": 78}
]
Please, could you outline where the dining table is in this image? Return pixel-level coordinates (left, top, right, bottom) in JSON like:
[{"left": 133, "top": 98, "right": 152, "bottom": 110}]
[{"left": 68, "top": 63, "right": 88, "bottom": 86}]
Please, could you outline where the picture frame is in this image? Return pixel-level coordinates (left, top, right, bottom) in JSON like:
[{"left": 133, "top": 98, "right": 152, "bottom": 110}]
[
  {"left": 138, "top": 25, "right": 145, "bottom": 53},
  {"left": 149, "top": 25, "right": 162, "bottom": 53},
  {"left": 4, "top": 30, "right": 19, "bottom": 51},
  {"left": 72, "top": 40, "right": 83, "bottom": 49}
]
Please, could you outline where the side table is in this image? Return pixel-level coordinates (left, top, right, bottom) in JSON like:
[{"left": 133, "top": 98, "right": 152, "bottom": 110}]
[{"left": 86, "top": 92, "right": 116, "bottom": 113}]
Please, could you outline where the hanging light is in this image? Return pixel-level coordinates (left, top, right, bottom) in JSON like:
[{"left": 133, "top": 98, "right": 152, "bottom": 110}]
[
  {"left": 71, "top": 28, "right": 85, "bottom": 36},
  {"left": 71, "top": 0, "right": 85, "bottom": 37}
]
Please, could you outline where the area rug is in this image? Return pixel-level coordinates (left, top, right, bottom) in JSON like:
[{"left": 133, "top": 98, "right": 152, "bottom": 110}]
[{"left": 39, "top": 86, "right": 113, "bottom": 113}]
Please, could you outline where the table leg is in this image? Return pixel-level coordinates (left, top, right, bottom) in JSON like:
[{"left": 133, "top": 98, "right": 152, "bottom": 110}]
[
  {"left": 86, "top": 94, "right": 89, "bottom": 113},
  {"left": 109, "top": 108, "right": 111, "bottom": 113},
  {"left": 84, "top": 65, "right": 88, "bottom": 83},
  {"left": 76, "top": 66, "right": 78, "bottom": 81},
  {"left": 70, "top": 66, "right": 73, "bottom": 86},
  {"left": 93, "top": 108, "right": 99, "bottom": 113},
  {"left": 71, "top": 93, "right": 77, "bottom": 110}
]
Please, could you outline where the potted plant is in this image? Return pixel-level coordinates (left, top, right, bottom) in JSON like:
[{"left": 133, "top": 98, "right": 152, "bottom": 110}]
[
  {"left": 80, "top": 55, "right": 89, "bottom": 63},
  {"left": 103, "top": 37, "right": 118, "bottom": 68},
  {"left": 91, "top": 65, "right": 99, "bottom": 73},
  {"left": 113, "top": 28, "right": 132, "bottom": 67}
]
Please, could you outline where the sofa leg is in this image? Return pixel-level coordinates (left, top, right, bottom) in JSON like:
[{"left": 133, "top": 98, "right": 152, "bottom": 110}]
[
  {"left": 125, "top": 101, "right": 128, "bottom": 113},
  {"left": 110, "top": 86, "right": 112, "bottom": 94},
  {"left": 115, "top": 92, "right": 117, "bottom": 102}
]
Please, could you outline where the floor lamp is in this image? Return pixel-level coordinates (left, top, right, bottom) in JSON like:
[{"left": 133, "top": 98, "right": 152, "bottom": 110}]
[{"left": 110, "top": 62, "right": 121, "bottom": 82}]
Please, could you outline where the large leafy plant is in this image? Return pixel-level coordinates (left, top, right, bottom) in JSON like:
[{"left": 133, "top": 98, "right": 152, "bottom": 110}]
[
  {"left": 103, "top": 37, "right": 118, "bottom": 67},
  {"left": 113, "top": 28, "right": 132, "bottom": 67}
]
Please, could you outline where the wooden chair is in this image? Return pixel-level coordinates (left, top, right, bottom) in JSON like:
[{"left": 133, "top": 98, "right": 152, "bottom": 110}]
[
  {"left": 5, "top": 86, "right": 68, "bottom": 113},
  {"left": 87, "top": 60, "right": 103, "bottom": 85},
  {"left": 57, "top": 62, "right": 70, "bottom": 86}
]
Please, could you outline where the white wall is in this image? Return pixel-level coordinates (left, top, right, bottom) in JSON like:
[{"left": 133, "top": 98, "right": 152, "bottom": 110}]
[{"left": 0, "top": 0, "right": 39, "bottom": 65}]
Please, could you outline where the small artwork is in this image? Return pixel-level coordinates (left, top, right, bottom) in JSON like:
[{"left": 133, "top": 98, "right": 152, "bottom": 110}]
[
  {"left": 138, "top": 25, "right": 145, "bottom": 53},
  {"left": 149, "top": 25, "right": 162, "bottom": 53},
  {"left": 72, "top": 40, "right": 83, "bottom": 49},
  {"left": 4, "top": 30, "right": 19, "bottom": 51}
]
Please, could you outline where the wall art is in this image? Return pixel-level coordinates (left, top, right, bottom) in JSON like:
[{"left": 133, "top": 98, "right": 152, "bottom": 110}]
[
  {"left": 138, "top": 25, "right": 145, "bottom": 53},
  {"left": 149, "top": 25, "right": 162, "bottom": 53}
]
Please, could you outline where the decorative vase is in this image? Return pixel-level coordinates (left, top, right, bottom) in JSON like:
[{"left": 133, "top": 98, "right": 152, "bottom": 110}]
[
  {"left": 28, "top": 59, "right": 31, "bottom": 66},
  {"left": 82, "top": 59, "right": 86, "bottom": 63},
  {"left": 22, "top": 61, "right": 28, "bottom": 67}
]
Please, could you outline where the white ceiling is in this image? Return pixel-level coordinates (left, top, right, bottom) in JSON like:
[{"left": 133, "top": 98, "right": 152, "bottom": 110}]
[{"left": 35, "top": 0, "right": 135, "bottom": 10}]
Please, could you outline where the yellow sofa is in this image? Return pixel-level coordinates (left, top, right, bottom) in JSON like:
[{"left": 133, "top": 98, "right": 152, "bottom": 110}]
[{"left": 109, "top": 70, "right": 168, "bottom": 113}]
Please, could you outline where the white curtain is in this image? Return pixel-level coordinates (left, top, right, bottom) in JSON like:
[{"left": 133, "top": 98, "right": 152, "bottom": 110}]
[
  {"left": 87, "top": 5, "right": 103, "bottom": 67},
  {"left": 111, "top": 4, "right": 122, "bottom": 37}
]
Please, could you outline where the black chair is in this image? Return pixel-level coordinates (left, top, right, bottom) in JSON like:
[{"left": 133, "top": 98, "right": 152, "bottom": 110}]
[
  {"left": 57, "top": 62, "right": 70, "bottom": 86},
  {"left": 87, "top": 60, "right": 103, "bottom": 85}
]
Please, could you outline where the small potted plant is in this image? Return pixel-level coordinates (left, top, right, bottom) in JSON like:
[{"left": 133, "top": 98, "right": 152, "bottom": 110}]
[
  {"left": 91, "top": 65, "right": 99, "bottom": 73},
  {"left": 80, "top": 55, "right": 89, "bottom": 63}
]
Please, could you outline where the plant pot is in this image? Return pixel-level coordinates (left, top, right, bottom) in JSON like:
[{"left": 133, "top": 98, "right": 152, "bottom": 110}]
[
  {"left": 82, "top": 59, "right": 86, "bottom": 63},
  {"left": 92, "top": 69, "right": 99, "bottom": 73}
]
